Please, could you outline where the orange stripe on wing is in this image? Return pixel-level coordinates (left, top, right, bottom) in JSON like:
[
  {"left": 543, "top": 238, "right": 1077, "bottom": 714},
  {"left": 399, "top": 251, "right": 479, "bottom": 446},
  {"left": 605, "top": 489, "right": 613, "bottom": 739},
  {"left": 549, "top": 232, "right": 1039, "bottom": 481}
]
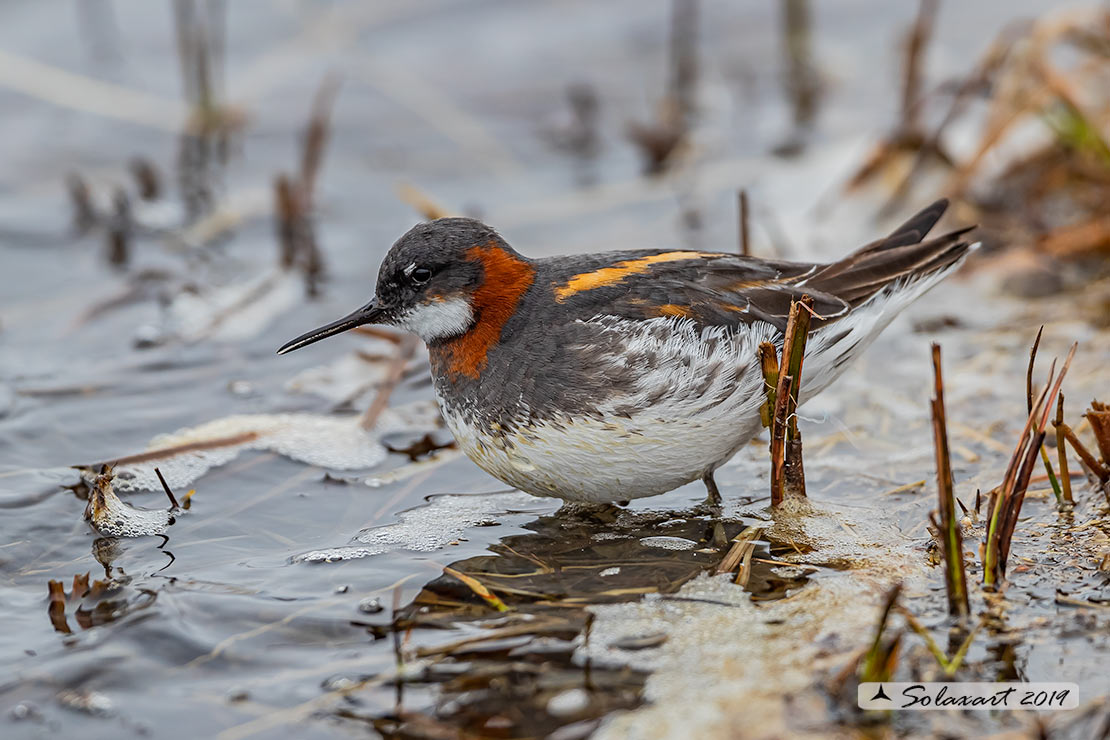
[
  {"left": 657, "top": 303, "right": 692, "bottom": 317},
  {"left": 553, "top": 251, "right": 711, "bottom": 301}
]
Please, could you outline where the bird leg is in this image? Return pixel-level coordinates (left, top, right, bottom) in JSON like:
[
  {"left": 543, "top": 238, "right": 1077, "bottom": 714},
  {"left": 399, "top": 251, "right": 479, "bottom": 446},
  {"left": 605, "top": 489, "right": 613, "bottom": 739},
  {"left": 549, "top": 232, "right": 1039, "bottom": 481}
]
[{"left": 694, "top": 471, "right": 723, "bottom": 517}]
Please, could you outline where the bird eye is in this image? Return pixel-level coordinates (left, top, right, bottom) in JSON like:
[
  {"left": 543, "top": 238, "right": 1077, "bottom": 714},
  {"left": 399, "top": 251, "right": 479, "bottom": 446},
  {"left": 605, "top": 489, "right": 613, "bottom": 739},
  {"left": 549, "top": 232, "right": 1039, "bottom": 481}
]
[{"left": 410, "top": 266, "right": 432, "bottom": 285}]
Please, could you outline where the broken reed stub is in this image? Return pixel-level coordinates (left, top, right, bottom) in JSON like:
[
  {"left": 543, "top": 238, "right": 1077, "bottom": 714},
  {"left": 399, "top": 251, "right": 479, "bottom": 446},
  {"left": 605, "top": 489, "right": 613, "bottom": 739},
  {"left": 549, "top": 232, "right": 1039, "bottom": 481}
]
[
  {"left": 768, "top": 296, "right": 814, "bottom": 506},
  {"left": 929, "top": 343, "right": 969, "bottom": 619}
]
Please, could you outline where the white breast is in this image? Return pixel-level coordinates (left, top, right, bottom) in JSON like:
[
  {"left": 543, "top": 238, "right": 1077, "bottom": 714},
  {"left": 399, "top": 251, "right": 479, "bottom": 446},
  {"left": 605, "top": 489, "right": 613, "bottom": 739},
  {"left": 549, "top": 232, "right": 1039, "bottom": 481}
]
[{"left": 438, "top": 316, "right": 777, "bottom": 503}]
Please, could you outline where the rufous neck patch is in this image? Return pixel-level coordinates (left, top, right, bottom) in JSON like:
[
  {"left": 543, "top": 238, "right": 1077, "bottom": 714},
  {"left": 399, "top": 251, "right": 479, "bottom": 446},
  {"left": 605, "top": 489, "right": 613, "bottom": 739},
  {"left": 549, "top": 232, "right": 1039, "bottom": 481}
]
[
  {"left": 554, "top": 251, "right": 710, "bottom": 301},
  {"left": 434, "top": 243, "right": 535, "bottom": 379}
]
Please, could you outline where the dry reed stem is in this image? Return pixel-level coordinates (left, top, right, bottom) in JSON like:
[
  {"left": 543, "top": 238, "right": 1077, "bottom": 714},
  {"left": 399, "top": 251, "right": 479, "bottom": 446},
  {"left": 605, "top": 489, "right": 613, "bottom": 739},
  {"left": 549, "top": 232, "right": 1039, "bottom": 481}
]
[
  {"left": 758, "top": 341, "right": 779, "bottom": 429},
  {"left": 1056, "top": 394, "right": 1073, "bottom": 505},
  {"left": 769, "top": 373, "right": 794, "bottom": 507},
  {"left": 395, "top": 183, "right": 455, "bottom": 221},
  {"left": 771, "top": 296, "right": 814, "bottom": 502},
  {"left": 1027, "top": 327, "right": 1063, "bottom": 506},
  {"left": 1059, "top": 424, "right": 1110, "bottom": 482},
  {"left": 715, "top": 525, "right": 764, "bottom": 576},
  {"left": 442, "top": 567, "right": 510, "bottom": 613},
  {"left": 1085, "top": 401, "right": 1110, "bottom": 464},
  {"left": 88, "top": 430, "right": 260, "bottom": 469},
  {"left": 153, "top": 467, "right": 180, "bottom": 509},
  {"left": 738, "top": 189, "right": 751, "bottom": 257},
  {"left": 983, "top": 342, "right": 1075, "bottom": 588}
]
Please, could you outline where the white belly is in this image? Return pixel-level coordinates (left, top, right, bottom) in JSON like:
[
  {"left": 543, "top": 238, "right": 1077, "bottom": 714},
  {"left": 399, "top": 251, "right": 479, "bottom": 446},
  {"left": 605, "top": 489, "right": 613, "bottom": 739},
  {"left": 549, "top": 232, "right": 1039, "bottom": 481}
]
[
  {"left": 442, "top": 404, "right": 766, "bottom": 503},
  {"left": 437, "top": 315, "right": 777, "bottom": 503}
]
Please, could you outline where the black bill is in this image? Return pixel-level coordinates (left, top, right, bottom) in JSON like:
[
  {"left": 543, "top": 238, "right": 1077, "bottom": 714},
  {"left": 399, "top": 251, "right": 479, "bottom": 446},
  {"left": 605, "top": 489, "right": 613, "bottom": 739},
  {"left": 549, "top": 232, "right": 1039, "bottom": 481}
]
[{"left": 276, "top": 298, "right": 385, "bottom": 355}]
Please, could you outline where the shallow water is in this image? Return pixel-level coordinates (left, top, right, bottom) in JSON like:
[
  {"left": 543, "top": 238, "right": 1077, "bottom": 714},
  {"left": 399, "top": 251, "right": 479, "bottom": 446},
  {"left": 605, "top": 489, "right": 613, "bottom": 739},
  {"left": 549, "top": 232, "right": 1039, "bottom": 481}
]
[{"left": 1, "top": 2, "right": 1106, "bottom": 738}]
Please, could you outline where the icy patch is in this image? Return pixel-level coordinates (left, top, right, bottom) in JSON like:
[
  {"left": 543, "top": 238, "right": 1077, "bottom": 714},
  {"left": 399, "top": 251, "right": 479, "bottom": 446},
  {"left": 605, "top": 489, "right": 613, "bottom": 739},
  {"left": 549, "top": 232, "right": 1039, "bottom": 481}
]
[
  {"left": 103, "top": 404, "right": 438, "bottom": 493},
  {"left": 293, "top": 491, "right": 545, "bottom": 563},
  {"left": 639, "top": 536, "right": 697, "bottom": 551}
]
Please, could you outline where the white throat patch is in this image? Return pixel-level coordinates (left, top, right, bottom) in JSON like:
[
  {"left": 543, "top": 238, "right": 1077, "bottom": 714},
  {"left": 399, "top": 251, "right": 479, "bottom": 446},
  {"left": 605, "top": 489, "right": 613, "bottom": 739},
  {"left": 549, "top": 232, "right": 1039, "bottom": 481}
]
[{"left": 395, "top": 297, "right": 473, "bottom": 342}]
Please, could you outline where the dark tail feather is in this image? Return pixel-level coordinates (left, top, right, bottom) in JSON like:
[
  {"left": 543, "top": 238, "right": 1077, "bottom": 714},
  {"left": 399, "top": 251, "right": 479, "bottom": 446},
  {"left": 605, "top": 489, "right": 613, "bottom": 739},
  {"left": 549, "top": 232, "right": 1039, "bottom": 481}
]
[
  {"left": 878, "top": 197, "right": 950, "bottom": 250},
  {"left": 805, "top": 200, "right": 975, "bottom": 307}
]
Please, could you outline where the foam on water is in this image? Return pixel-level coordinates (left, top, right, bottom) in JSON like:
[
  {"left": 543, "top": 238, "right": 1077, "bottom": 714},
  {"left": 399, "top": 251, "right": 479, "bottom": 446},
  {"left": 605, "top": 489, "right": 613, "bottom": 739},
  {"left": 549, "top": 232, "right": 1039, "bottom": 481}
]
[
  {"left": 167, "top": 270, "right": 303, "bottom": 344},
  {"left": 284, "top": 349, "right": 396, "bottom": 403},
  {"left": 84, "top": 473, "right": 173, "bottom": 537},
  {"left": 293, "top": 490, "right": 544, "bottom": 562},
  {"left": 103, "top": 403, "right": 439, "bottom": 493}
]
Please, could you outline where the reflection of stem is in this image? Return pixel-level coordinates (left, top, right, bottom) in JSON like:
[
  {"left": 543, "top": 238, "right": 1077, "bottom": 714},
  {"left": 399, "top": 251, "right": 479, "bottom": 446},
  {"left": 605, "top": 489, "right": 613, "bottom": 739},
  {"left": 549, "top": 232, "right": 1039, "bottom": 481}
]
[
  {"left": 897, "top": 606, "right": 983, "bottom": 676},
  {"left": 944, "top": 619, "right": 982, "bottom": 676},
  {"left": 896, "top": 606, "right": 948, "bottom": 669},
  {"left": 391, "top": 584, "right": 405, "bottom": 716}
]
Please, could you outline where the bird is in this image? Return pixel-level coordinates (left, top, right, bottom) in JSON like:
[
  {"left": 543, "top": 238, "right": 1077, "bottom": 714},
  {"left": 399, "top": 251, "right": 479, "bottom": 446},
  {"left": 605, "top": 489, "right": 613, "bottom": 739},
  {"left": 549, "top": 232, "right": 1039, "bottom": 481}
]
[{"left": 278, "top": 199, "right": 974, "bottom": 508}]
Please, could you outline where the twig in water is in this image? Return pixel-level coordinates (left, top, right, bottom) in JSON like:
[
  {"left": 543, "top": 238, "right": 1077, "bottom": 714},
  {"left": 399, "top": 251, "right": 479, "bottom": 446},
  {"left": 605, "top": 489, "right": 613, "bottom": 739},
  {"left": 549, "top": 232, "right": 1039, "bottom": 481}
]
[
  {"left": 442, "top": 566, "right": 510, "bottom": 612},
  {"left": 776, "top": 0, "right": 820, "bottom": 155},
  {"left": 738, "top": 189, "right": 751, "bottom": 256},
  {"left": 982, "top": 343, "right": 1075, "bottom": 589},
  {"left": 929, "top": 344, "right": 969, "bottom": 619},
  {"left": 67, "top": 173, "right": 98, "bottom": 235},
  {"left": 715, "top": 525, "right": 763, "bottom": 577},
  {"left": 299, "top": 74, "right": 341, "bottom": 206},
  {"left": 625, "top": 0, "right": 697, "bottom": 173},
  {"left": 153, "top": 467, "right": 180, "bottom": 509},
  {"left": 359, "top": 335, "right": 419, "bottom": 432},
  {"left": 768, "top": 295, "right": 813, "bottom": 504},
  {"left": 270, "top": 75, "right": 340, "bottom": 296},
  {"left": 1055, "top": 394, "right": 1073, "bottom": 506},
  {"left": 769, "top": 373, "right": 794, "bottom": 507},
  {"left": 129, "top": 157, "right": 162, "bottom": 201},
  {"left": 1058, "top": 422, "right": 1109, "bottom": 483},
  {"left": 273, "top": 174, "right": 298, "bottom": 270},
  {"left": 758, "top": 341, "right": 779, "bottom": 429},
  {"left": 106, "top": 188, "right": 132, "bottom": 268},
  {"left": 900, "top": 0, "right": 939, "bottom": 134},
  {"left": 1085, "top": 400, "right": 1110, "bottom": 467}
]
